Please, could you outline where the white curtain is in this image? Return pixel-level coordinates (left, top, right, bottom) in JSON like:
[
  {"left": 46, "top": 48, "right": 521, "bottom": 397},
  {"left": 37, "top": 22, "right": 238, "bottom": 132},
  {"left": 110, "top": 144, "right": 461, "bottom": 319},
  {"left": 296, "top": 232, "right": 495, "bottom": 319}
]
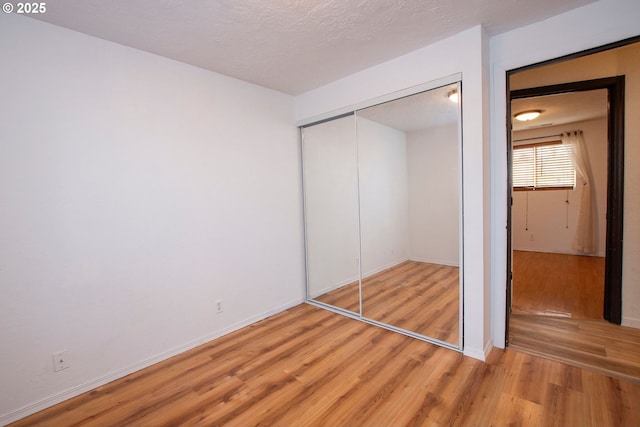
[{"left": 562, "top": 131, "right": 596, "bottom": 254}]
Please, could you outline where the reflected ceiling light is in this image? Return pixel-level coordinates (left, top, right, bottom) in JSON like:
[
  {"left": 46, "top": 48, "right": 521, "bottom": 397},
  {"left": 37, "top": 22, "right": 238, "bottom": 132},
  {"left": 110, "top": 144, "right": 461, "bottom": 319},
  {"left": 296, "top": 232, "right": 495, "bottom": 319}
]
[
  {"left": 514, "top": 110, "right": 542, "bottom": 121},
  {"left": 448, "top": 90, "right": 459, "bottom": 103}
]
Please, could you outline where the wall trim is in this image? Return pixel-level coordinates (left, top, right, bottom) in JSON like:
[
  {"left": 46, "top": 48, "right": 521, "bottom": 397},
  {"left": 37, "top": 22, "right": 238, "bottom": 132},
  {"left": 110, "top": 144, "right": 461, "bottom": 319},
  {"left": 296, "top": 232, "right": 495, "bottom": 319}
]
[
  {"left": 361, "top": 257, "right": 410, "bottom": 279},
  {"left": 622, "top": 317, "right": 640, "bottom": 329},
  {"left": 511, "top": 248, "right": 606, "bottom": 258},
  {"left": 464, "top": 340, "right": 493, "bottom": 361},
  {"left": 409, "top": 256, "right": 460, "bottom": 267},
  {"left": 307, "top": 258, "right": 410, "bottom": 299},
  {"left": 0, "top": 298, "right": 304, "bottom": 426},
  {"left": 308, "top": 274, "right": 360, "bottom": 299}
]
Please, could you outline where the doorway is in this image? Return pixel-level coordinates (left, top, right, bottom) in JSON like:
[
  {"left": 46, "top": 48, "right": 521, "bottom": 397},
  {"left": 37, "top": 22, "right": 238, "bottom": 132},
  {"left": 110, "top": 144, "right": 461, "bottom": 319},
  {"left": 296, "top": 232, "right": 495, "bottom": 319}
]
[
  {"left": 504, "top": 39, "right": 640, "bottom": 380},
  {"left": 509, "top": 78, "right": 624, "bottom": 324}
]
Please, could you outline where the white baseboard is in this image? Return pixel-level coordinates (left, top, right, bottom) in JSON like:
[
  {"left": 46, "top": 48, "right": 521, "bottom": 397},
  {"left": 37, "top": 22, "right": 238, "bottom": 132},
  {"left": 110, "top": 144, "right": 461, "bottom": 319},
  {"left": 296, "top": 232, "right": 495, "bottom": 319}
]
[
  {"left": 308, "top": 274, "right": 359, "bottom": 299},
  {"left": 409, "top": 256, "right": 459, "bottom": 267},
  {"left": 464, "top": 340, "right": 493, "bottom": 362},
  {"left": 512, "top": 248, "right": 605, "bottom": 257},
  {"left": 622, "top": 316, "right": 640, "bottom": 329},
  {"left": 361, "top": 257, "right": 410, "bottom": 279},
  {"left": 484, "top": 340, "right": 494, "bottom": 359},
  {"left": 0, "top": 298, "right": 303, "bottom": 427},
  {"left": 308, "top": 258, "right": 409, "bottom": 299}
]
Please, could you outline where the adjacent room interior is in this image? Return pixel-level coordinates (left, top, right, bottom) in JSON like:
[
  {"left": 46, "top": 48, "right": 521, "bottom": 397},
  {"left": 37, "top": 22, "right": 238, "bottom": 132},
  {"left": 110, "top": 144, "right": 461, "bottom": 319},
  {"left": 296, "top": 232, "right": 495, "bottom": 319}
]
[
  {"left": 1, "top": 1, "right": 639, "bottom": 426},
  {"left": 507, "top": 41, "right": 640, "bottom": 381}
]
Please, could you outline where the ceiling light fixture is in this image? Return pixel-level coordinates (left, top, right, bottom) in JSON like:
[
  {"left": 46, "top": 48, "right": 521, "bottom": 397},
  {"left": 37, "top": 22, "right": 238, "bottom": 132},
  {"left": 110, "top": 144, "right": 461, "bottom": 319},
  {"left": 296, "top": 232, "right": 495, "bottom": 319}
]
[
  {"left": 514, "top": 110, "right": 542, "bottom": 121},
  {"left": 448, "top": 90, "right": 459, "bottom": 103}
]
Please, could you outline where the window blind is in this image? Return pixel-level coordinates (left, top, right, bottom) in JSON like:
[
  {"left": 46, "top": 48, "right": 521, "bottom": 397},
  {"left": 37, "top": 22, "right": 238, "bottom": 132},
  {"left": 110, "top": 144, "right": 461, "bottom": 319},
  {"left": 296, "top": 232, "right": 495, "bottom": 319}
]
[{"left": 513, "top": 142, "right": 575, "bottom": 190}]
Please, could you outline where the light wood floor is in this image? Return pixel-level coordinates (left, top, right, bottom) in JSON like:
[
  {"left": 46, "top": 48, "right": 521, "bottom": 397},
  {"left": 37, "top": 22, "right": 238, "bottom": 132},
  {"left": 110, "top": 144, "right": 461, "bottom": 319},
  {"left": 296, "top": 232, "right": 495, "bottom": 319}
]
[
  {"left": 510, "top": 251, "right": 640, "bottom": 383},
  {"left": 510, "top": 314, "right": 640, "bottom": 383},
  {"left": 512, "top": 250, "right": 604, "bottom": 319},
  {"left": 315, "top": 260, "right": 459, "bottom": 345},
  {"left": 12, "top": 304, "right": 640, "bottom": 427}
]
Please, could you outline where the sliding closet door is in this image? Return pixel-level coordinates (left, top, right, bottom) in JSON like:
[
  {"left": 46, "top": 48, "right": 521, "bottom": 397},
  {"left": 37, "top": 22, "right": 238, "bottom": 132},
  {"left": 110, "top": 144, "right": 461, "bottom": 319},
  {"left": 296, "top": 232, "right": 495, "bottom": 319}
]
[
  {"left": 356, "top": 84, "right": 463, "bottom": 348},
  {"left": 302, "top": 115, "right": 360, "bottom": 315},
  {"left": 301, "top": 78, "right": 463, "bottom": 351}
]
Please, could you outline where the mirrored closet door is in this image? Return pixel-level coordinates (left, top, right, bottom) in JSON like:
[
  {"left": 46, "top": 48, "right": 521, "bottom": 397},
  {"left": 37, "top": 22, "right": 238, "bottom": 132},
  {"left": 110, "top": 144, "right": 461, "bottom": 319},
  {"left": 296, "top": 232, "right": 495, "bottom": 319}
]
[
  {"left": 302, "top": 115, "right": 361, "bottom": 315},
  {"left": 301, "top": 78, "right": 463, "bottom": 350}
]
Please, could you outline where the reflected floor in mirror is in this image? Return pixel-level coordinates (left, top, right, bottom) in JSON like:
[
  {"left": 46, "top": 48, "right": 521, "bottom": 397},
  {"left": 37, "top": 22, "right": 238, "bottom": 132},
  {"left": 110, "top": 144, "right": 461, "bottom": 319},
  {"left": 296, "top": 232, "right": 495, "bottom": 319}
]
[{"left": 314, "top": 261, "right": 459, "bottom": 345}]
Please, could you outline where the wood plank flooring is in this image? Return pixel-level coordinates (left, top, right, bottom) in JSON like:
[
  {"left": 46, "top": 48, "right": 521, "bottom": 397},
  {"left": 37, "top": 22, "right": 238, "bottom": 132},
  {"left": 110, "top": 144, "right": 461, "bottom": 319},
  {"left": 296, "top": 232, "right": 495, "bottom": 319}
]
[
  {"left": 11, "top": 304, "right": 640, "bottom": 427},
  {"left": 512, "top": 250, "right": 604, "bottom": 319},
  {"left": 314, "top": 260, "right": 459, "bottom": 345},
  {"left": 510, "top": 251, "right": 640, "bottom": 383},
  {"left": 510, "top": 314, "right": 640, "bottom": 383}
]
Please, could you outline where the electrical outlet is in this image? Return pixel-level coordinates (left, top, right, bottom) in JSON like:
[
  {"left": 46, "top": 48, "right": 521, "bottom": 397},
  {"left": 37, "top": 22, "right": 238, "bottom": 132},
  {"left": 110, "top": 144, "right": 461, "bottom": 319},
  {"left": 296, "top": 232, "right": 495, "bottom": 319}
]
[
  {"left": 216, "top": 299, "right": 223, "bottom": 314},
  {"left": 529, "top": 233, "right": 535, "bottom": 242},
  {"left": 53, "top": 351, "right": 69, "bottom": 372}
]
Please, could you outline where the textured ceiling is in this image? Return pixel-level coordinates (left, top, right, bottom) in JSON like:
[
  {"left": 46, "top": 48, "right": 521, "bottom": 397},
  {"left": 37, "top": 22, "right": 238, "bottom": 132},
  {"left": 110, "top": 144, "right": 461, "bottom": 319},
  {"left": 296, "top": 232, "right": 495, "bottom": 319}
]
[{"left": 30, "top": 0, "right": 596, "bottom": 95}]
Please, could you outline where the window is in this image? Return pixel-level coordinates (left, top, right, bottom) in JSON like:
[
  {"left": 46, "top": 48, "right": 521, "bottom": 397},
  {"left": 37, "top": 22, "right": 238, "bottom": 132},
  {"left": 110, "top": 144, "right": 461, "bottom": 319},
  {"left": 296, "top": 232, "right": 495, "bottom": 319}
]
[{"left": 512, "top": 141, "right": 575, "bottom": 190}]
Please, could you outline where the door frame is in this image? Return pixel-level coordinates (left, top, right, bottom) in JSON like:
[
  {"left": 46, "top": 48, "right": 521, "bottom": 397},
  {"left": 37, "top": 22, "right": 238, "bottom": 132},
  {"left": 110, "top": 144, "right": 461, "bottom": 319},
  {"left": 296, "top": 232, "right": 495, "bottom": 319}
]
[
  {"left": 503, "top": 35, "right": 639, "bottom": 346},
  {"left": 507, "top": 77, "right": 624, "bottom": 328}
]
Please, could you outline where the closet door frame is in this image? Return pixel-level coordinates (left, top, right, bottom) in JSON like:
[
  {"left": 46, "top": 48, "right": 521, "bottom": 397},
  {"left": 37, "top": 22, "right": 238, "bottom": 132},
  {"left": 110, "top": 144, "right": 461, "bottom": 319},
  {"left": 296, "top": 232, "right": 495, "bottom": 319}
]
[{"left": 300, "top": 73, "right": 464, "bottom": 352}]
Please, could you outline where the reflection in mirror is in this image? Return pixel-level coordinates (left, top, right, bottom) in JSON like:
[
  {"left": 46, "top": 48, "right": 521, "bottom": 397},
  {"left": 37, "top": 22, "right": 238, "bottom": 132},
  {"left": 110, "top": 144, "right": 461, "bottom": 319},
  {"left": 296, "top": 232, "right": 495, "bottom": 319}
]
[
  {"left": 302, "top": 115, "right": 360, "bottom": 314},
  {"left": 357, "top": 84, "right": 461, "bottom": 346}
]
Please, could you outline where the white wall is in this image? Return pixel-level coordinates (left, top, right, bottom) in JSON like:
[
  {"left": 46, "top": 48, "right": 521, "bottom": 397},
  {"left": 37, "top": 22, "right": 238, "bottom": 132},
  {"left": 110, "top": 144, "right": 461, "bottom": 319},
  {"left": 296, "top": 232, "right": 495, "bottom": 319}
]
[
  {"left": 302, "top": 116, "right": 360, "bottom": 297},
  {"left": 357, "top": 118, "right": 410, "bottom": 276},
  {"left": 296, "top": 26, "right": 491, "bottom": 361},
  {"left": 490, "top": 0, "right": 640, "bottom": 346},
  {"left": 0, "top": 14, "right": 304, "bottom": 424},
  {"left": 8, "top": 1, "right": 636, "bottom": 421},
  {"left": 407, "top": 124, "right": 460, "bottom": 266},
  {"left": 512, "top": 118, "right": 608, "bottom": 256}
]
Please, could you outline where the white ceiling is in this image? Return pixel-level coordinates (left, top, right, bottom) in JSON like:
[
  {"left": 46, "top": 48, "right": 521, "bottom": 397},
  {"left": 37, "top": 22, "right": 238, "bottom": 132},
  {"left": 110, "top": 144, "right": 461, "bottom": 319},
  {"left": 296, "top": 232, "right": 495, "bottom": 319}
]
[
  {"left": 30, "top": 0, "right": 596, "bottom": 95},
  {"left": 511, "top": 90, "right": 608, "bottom": 132}
]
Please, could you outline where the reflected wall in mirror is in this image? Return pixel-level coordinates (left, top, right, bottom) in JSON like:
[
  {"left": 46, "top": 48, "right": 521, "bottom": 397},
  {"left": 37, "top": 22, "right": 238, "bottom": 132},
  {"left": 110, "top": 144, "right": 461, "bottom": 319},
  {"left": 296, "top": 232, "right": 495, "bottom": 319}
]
[
  {"left": 302, "top": 115, "right": 360, "bottom": 314},
  {"left": 301, "top": 80, "right": 463, "bottom": 350},
  {"left": 357, "top": 84, "right": 461, "bottom": 346}
]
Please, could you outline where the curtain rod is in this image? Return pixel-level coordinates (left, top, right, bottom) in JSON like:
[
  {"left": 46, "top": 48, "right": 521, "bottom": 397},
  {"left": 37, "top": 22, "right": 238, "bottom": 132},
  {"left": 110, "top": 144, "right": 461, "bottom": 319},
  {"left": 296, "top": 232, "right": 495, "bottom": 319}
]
[{"left": 513, "top": 133, "right": 563, "bottom": 143}]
